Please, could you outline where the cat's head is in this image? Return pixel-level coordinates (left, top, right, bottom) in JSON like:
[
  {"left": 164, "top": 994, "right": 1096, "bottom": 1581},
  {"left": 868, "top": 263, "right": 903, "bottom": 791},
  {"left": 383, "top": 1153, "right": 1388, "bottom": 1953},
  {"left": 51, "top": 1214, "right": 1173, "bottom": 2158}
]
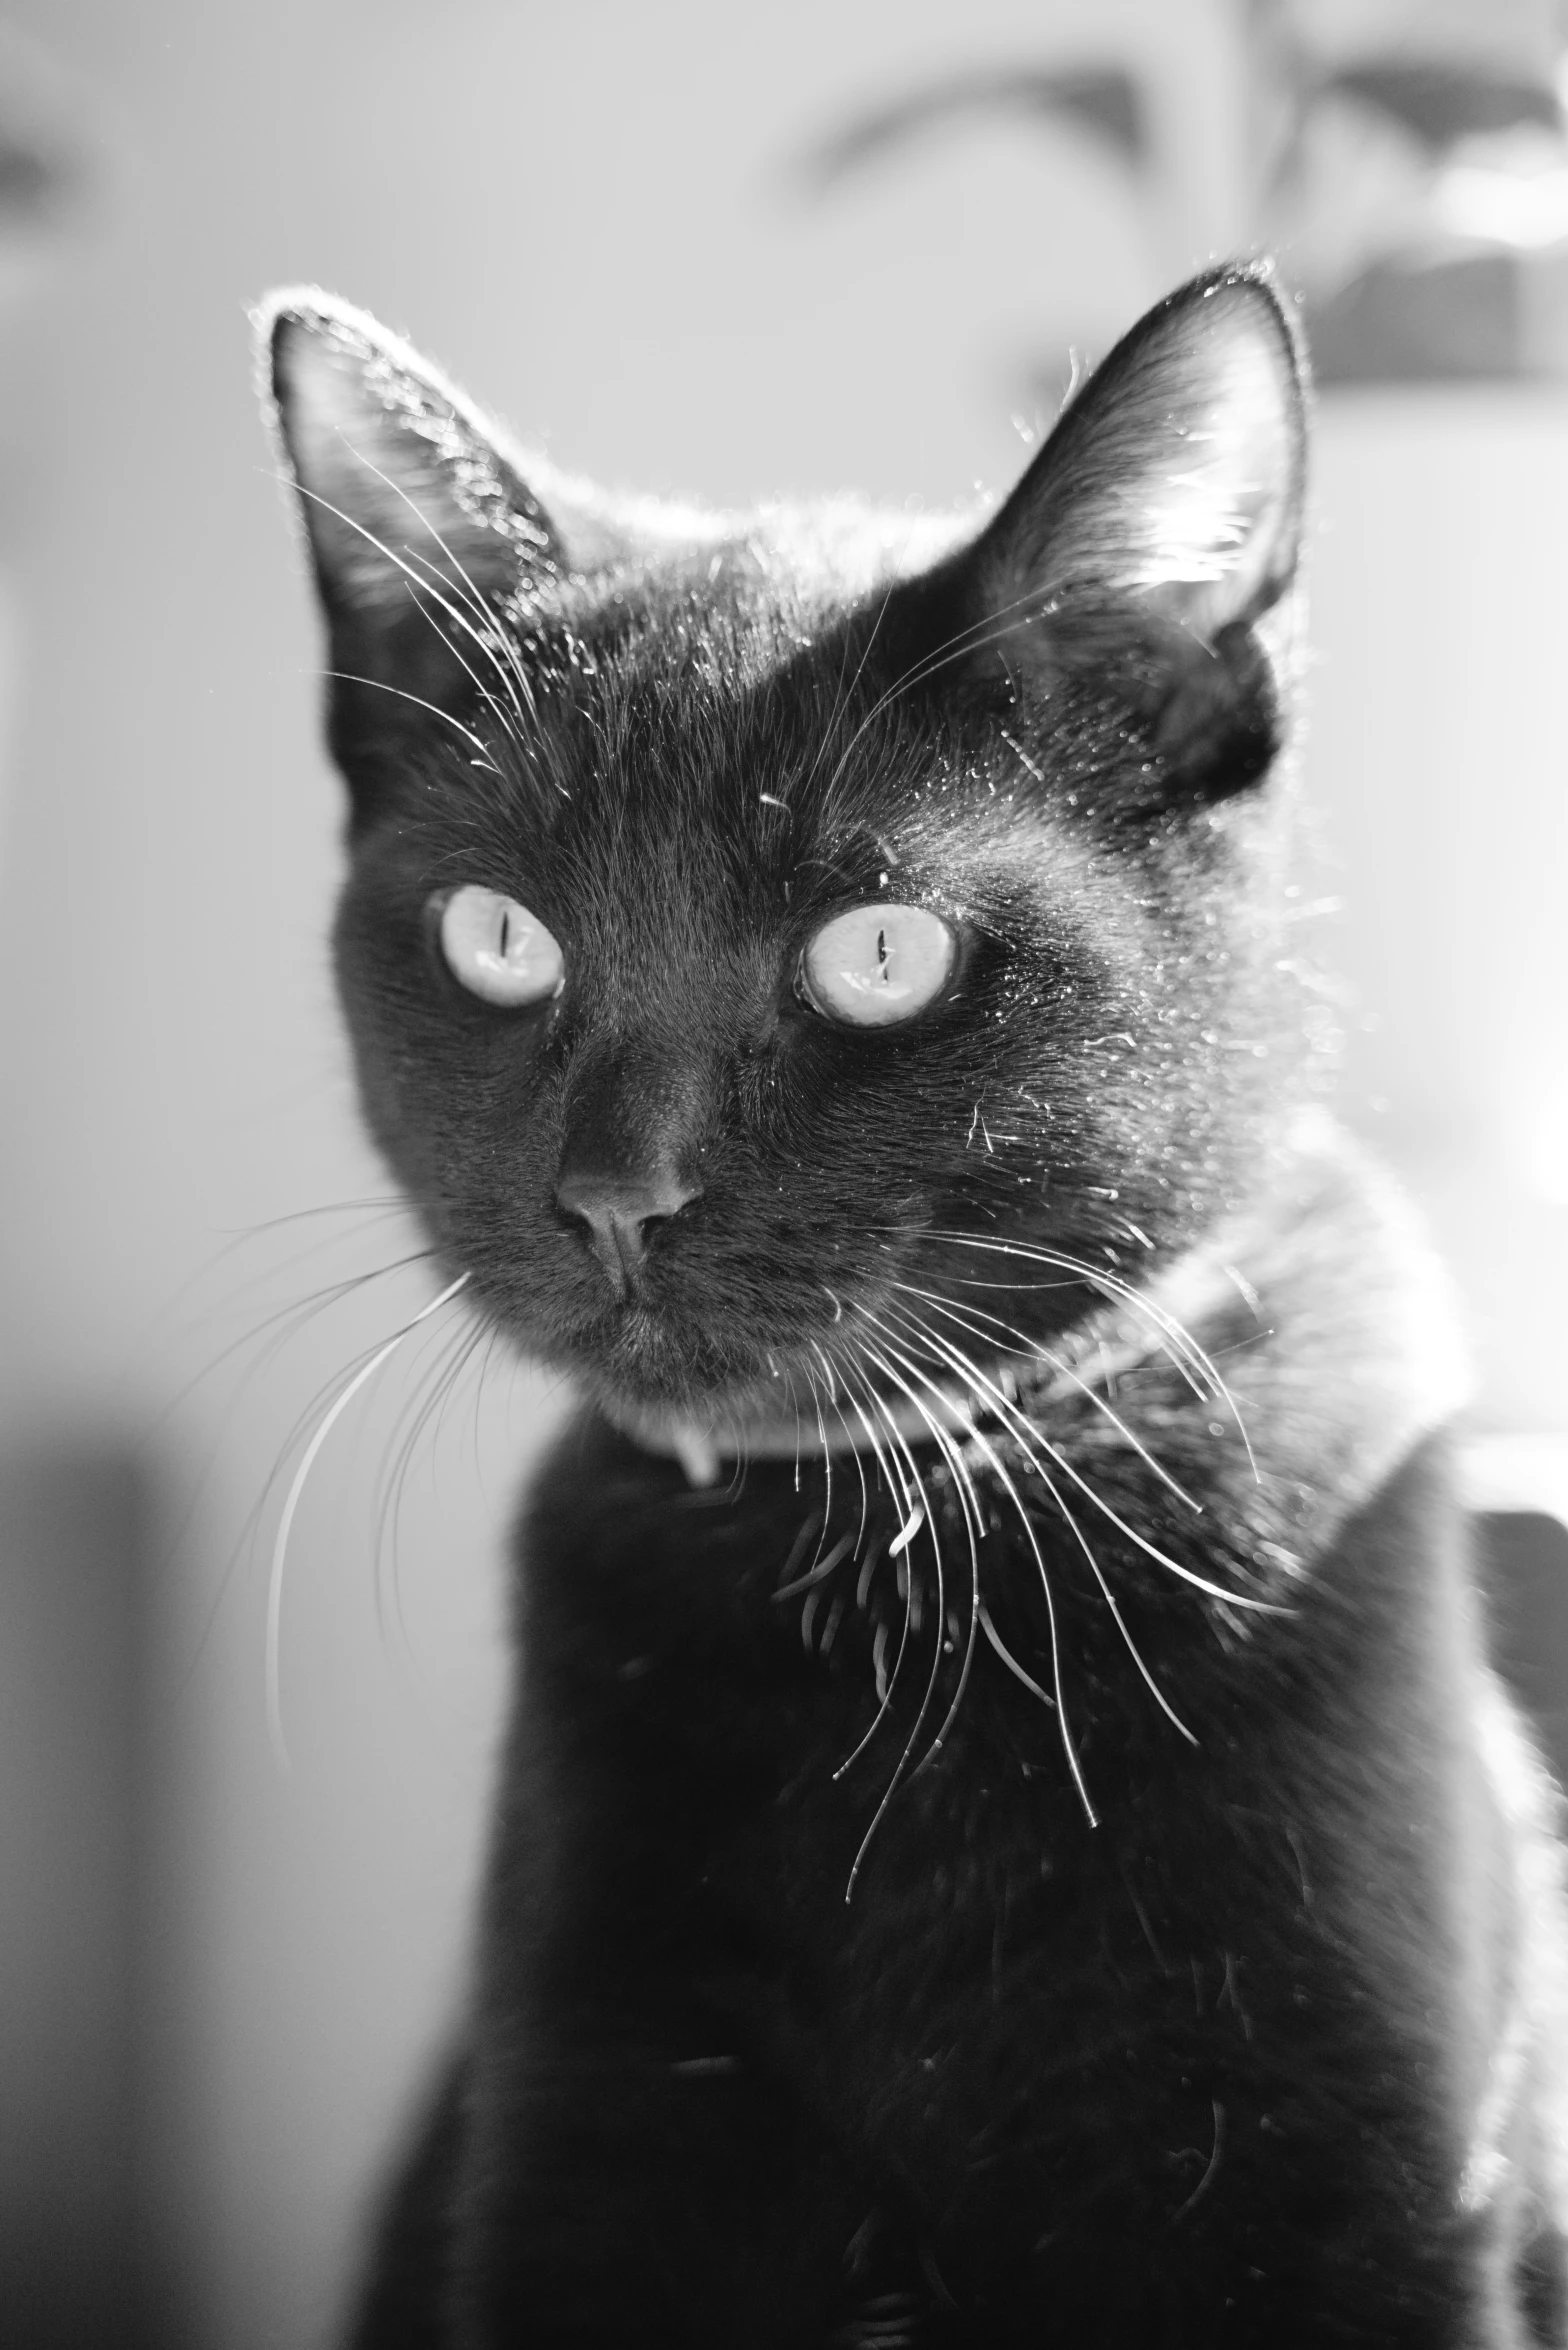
[{"left": 261, "top": 266, "right": 1310, "bottom": 1448}]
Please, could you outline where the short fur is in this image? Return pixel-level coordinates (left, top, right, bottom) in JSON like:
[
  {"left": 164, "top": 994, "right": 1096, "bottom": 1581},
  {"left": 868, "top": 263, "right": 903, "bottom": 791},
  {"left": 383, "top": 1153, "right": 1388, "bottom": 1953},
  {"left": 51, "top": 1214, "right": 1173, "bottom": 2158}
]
[{"left": 263, "top": 265, "right": 1568, "bottom": 2345}]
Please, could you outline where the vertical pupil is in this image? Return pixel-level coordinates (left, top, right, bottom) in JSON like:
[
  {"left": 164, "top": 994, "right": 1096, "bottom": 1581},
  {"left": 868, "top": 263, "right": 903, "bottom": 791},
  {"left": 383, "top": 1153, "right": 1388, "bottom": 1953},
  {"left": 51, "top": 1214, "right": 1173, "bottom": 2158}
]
[
  {"left": 876, "top": 927, "right": 887, "bottom": 974},
  {"left": 499, "top": 908, "right": 511, "bottom": 957}
]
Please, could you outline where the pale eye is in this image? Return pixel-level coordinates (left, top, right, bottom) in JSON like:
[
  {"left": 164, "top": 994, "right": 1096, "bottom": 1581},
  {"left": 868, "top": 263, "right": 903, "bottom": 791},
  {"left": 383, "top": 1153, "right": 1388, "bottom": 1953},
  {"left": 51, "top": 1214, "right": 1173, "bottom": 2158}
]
[
  {"left": 439, "top": 886, "right": 565, "bottom": 1007},
  {"left": 801, "top": 903, "right": 956, "bottom": 1028}
]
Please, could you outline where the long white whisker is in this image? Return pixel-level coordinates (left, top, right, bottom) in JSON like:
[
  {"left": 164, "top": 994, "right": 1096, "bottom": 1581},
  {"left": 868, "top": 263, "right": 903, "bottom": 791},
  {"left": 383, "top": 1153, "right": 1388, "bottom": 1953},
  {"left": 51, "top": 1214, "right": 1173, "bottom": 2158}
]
[
  {"left": 861, "top": 1348, "right": 950, "bottom": 1618},
  {"left": 883, "top": 1305, "right": 1198, "bottom": 1749},
  {"left": 830, "top": 1363, "right": 919, "bottom": 1786},
  {"left": 319, "top": 671, "right": 500, "bottom": 768},
  {"left": 371, "top": 1312, "right": 489, "bottom": 1655},
  {"left": 800, "top": 1356, "right": 834, "bottom": 1529},
  {"left": 890, "top": 1280, "right": 1203, "bottom": 1513},
  {"left": 817, "top": 575, "right": 1099, "bottom": 817},
  {"left": 840, "top": 1323, "right": 1093, "bottom": 1827},
  {"left": 775, "top": 1530, "right": 857, "bottom": 1602},
  {"left": 324, "top": 433, "right": 542, "bottom": 736},
  {"left": 811, "top": 1340, "right": 871, "bottom": 1557},
  {"left": 977, "top": 1601, "right": 1058, "bottom": 1711},
  {"left": 935, "top": 1376, "right": 1095, "bottom": 1826},
  {"left": 853, "top": 1334, "right": 984, "bottom": 1773},
  {"left": 798, "top": 578, "right": 898, "bottom": 804},
  {"left": 924, "top": 1232, "right": 1222, "bottom": 1395},
  {"left": 842, "top": 1369, "right": 946, "bottom": 1901},
  {"left": 343, "top": 442, "right": 541, "bottom": 731},
  {"left": 288, "top": 480, "right": 524, "bottom": 753},
  {"left": 900, "top": 1314, "right": 1276, "bottom": 1614},
  {"left": 266, "top": 1270, "right": 471, "bottom": 1770},
  {"left": 925, "top": 1231, "right": 1256, "bottom": 1473}
]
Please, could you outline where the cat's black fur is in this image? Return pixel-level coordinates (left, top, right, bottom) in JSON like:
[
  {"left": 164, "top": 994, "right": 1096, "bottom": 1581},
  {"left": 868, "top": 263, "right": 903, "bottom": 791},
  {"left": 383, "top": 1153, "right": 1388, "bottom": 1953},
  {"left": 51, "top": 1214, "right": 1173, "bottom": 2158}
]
[{"left": 263, "top": 265, "right": 1568, "bottom": 2345}]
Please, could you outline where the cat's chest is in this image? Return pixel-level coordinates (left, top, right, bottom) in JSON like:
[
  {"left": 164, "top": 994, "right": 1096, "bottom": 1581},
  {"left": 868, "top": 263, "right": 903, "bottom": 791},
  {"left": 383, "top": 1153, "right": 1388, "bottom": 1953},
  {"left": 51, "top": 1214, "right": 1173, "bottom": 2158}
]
[
  {"left": 504, "top": 1610, "right": 1290, "bottom": 2283},
  {"left": 518, "top": 1508, "right": 1278, "bottom": 2071}
]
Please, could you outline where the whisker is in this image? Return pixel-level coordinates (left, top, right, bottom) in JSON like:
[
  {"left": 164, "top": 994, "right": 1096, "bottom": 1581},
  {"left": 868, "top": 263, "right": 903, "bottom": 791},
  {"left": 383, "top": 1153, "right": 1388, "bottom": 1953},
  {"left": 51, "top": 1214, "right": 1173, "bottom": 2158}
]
[
  {"left": 811, "top": 1339, "right": 871, "bottom": 1558},
  {"left": 266, "top": 1270, "right": 471, "bottom": 1770},
  {"left": 775, "top": 1531, "right": 856, "bottom": 1602},
  {"left": 799, "top": 1360, "right": 835, "bottom": 1537},
  {"left": 322, "top": 441, "right": 542, "bottom": 734},
  {"left": 976, "top": 1602, "right": 1057, "bottom": 1712},
  {"left": 775, "top": 1508, "right": 827, "bottom": 1594},
  {"left": 842, "top": 1364, "right": 945, "bottom": 1903},
  {"left": 891, "top": 1309, "right": 1275, "bottom": 1614},
  {"left": 169, "top": 1247, "right": 452, "bottom": 1682},
  {"left": 371, "top": 1313, "right": 491, "bottom": 1659},
  {"left": 348, "top": 445, "right": 541, "bottom": 730},
  {"left": 923, "top": 1231, "right": 1256, "bottom": 1470},
  {"left": 816, "top": 574, "right": 1101, "bottom": 819},
  {"left": 890, "top": 1346, "right": 1097, "bottom": 1828},
  {"left": 886, "top": 1304, "right": 1197, "bottom": 1750},
  {"left": 287, "top": 479, "right": 526, "bottom": 755},
  {"left": 797, "top": 578, "right": 899, "bottom": 804},
  {"left": 823, "top": 1330, "right": 1094, "bottom": 1820},
  {"left": 830, "top": 1363, "right": 920, "bottom": 1787},
  {"left": 890, "top": 1281, "right": 1203, "bottom": 1513},
  {"left": 320, "top": 671, "right": 500, "bottom": 767},
  {"left": 854, "top": 1335, "right": 983, "bottom": 1776},
  {"left": 921, "top": 1231, "right": 1220, "bottom": 1387}
]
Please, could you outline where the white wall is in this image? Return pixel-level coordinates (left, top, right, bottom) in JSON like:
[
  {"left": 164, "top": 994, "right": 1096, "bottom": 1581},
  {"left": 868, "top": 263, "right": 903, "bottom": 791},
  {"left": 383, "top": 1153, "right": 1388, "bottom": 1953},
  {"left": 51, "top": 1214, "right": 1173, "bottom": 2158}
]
[
  {"left": 0, "top": 3, "right": 1561, "bottom": 2344},
  {"left": 1309, "top": 395, "right": 1568, "bottom": 1434}
]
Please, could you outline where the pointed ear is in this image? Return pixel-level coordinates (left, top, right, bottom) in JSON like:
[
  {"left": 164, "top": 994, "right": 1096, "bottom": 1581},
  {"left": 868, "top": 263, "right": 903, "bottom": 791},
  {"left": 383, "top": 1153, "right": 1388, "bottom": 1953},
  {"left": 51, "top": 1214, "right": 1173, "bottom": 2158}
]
[
  {"left": 984, "top": 264, "right": 1307, "bottom": 643},
  {"left": 258, "top": 291, "right": 575, "bottom": 808},
  {"left": 261, "top": 288, "right": 558, "bottom": 623},
  {"left": 960, "top": 265, "right": 1308, "bottom": 806}
]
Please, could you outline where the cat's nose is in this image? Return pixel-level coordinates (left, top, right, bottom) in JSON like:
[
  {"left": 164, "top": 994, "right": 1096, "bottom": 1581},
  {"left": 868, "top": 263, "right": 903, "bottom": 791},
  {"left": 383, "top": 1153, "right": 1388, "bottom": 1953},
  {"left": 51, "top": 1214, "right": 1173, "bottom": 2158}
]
[{"left": 554, "top": 1165, "right": 700, "bottom": 1296}]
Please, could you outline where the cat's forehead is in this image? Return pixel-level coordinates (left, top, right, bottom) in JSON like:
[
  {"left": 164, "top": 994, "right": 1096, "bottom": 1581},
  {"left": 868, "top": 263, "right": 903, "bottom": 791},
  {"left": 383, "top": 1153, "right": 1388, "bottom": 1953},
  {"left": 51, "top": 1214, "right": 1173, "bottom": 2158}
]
[{"left": 509, "top": 592, "right": 1014, "bottom": 885}]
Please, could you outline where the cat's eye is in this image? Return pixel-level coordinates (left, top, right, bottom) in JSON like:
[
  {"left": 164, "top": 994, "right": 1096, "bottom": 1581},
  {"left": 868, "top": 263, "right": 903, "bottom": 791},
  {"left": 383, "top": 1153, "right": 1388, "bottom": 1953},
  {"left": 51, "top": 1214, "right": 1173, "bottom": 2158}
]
[
  {"left": 439, "top": 886, "right": 565, "bottom": 1007},
  {"left": 800, "top": 903, "right": 956, "bottom": 1028}
]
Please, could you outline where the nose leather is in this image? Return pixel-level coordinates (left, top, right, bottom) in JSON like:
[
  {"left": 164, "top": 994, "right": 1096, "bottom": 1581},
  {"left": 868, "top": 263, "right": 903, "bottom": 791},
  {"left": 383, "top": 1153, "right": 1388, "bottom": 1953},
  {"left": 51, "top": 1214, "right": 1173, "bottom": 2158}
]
[{"left": 555, "top": 1163, "right": 700, "bottom": 1296}]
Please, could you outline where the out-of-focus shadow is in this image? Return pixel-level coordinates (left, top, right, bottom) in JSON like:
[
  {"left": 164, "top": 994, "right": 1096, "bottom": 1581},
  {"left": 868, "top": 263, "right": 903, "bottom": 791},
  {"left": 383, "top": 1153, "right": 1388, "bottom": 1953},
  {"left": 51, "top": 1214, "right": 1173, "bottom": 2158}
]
[{"left": 0, "top": 1446, "right": 152, "bottom": 2350}]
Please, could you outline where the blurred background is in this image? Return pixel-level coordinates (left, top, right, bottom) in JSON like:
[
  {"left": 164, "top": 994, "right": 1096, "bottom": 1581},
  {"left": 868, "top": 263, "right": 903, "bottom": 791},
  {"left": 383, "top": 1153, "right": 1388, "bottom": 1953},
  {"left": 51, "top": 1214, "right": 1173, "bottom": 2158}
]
[{"left": 1, "top": 0, "right": 1566, "bottom": 2342}]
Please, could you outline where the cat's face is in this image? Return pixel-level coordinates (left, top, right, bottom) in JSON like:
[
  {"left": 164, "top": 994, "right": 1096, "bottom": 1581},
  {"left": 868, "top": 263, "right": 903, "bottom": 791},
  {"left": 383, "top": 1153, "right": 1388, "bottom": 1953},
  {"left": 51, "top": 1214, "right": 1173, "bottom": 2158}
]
[{"left": 265, "top": 270, "right": 1309, "bottom": 1441}]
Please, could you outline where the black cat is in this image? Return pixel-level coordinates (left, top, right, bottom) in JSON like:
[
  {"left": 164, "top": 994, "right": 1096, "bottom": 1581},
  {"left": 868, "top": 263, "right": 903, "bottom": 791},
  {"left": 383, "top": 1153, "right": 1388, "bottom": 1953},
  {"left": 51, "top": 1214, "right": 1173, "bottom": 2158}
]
[{"left": 262, "top": 263, "right": 1568, "bottom": 2345}]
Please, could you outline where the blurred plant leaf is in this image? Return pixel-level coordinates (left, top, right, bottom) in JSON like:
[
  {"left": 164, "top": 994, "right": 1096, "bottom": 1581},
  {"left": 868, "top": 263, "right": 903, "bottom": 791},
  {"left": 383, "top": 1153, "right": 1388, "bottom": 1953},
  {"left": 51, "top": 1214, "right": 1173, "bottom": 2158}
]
[
  {"left": 1323, "top": 63, "right": 1563, "bottom": 150},
  {"left": 798, "top": 67, "right": 1146, "bottom": 197}
]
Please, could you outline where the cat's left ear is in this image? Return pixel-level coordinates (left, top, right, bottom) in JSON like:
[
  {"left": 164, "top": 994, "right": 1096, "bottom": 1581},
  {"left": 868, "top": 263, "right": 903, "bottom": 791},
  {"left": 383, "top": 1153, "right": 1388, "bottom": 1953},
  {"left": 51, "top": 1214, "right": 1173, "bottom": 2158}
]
[
  {"left": 967, "top": 263, "right": 1307, "bottom": 793},
  {"left": 984, "top": 263, "right": 1306, "bottom": 641}
]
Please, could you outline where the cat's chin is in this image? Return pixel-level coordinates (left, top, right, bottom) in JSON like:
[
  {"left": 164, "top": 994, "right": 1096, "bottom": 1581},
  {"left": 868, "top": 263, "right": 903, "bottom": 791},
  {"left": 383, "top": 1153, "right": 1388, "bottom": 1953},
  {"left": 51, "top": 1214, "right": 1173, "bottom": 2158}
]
[
  {"left": 592, "top": 1371, "right": 844, "bottom": 1491},
  {"left": 584, "top": 1358, "right": 804, "bottom": 1442},
  {"left": 576, "top": 1324, "right": 852, "bottom": 1463}
]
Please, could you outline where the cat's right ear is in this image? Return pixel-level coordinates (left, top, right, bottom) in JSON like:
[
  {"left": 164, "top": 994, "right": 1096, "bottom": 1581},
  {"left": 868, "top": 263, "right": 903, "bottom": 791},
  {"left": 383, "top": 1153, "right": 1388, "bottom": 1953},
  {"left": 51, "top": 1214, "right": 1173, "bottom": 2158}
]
[{"left": 259, "top": 291, "right": 562, "bottom": 797}]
